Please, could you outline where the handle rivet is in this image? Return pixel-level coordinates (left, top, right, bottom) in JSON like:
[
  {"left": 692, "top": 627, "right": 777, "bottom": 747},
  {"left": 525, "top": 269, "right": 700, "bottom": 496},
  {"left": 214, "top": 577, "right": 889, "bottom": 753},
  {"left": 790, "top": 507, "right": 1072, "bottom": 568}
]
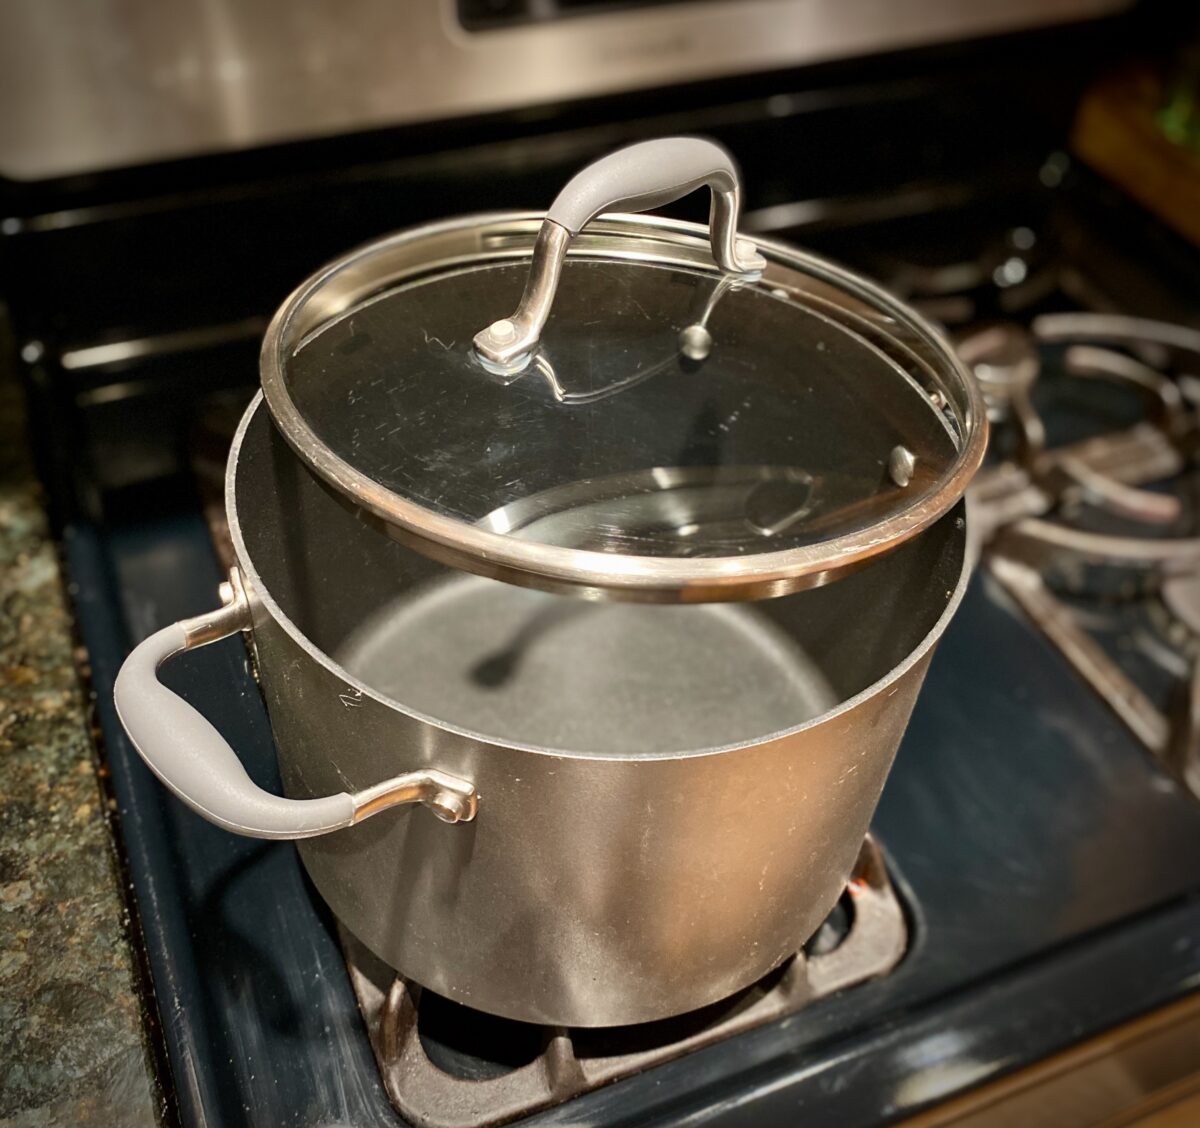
[
  {"left": 428, "top": 791, "right": 470, "bottom": 823},
  {"left": 489, "top": 319, "right": 517, "bottom": 344}
]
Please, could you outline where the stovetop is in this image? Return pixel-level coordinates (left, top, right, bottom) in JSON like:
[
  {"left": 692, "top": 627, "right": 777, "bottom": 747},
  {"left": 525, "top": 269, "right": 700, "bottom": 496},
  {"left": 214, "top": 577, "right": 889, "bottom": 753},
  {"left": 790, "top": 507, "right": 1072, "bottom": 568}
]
[
  {"left": 65, "top": 427, "right": 1200, "bottom": 1126},
  {"left": 8, "top": 24, "right": 1200, "bottom": 1119},
  {"left": 59, "top": 177, "right": 1200, "bottom": 1125}
]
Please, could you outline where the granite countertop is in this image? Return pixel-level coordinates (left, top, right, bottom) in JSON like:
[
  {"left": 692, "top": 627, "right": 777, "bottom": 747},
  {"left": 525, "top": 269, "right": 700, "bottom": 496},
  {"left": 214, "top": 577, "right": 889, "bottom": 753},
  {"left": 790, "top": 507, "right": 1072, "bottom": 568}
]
[{"left": 0, "top": 344, "right": 161, "bottom": 1124}]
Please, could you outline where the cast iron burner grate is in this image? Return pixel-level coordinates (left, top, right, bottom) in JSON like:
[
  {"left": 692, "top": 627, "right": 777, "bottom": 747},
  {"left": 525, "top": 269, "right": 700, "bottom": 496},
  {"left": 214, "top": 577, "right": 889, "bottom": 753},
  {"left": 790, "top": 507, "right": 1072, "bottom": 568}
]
[
  {"left": 340, "top": 836, "right": 905, "bottom": 1128},
  {"left": 963, "top": 314, "right": 1200, "bottom": 800}
]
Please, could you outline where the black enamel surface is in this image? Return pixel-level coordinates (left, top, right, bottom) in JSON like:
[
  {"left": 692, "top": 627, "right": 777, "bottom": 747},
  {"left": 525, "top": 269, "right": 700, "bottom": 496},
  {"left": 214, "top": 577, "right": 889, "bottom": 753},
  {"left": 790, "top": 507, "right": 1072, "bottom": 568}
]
[{"left": 67, "top": 509, "right": 1200, "bottom": 1126}]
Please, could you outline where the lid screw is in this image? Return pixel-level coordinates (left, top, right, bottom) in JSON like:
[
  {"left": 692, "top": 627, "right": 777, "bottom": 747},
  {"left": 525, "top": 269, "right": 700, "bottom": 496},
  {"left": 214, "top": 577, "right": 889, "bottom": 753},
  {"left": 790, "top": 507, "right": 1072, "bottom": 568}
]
[
  {"left": 889, "top": 446, "right": 916, "bottom": 488},
  {"left": 678, "top": 324, "right": 713, "bottom": 362},
  {"left": 488, "top": 318, "right": 517, "bottom": 344}
]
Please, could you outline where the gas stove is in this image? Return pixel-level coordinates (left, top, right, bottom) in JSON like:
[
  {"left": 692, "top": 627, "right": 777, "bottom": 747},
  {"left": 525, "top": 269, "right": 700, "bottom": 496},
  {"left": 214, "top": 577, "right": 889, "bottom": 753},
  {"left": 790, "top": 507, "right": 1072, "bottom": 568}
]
[{"left": 6, "top": 9, "right": 1200, "bottom": 1125}]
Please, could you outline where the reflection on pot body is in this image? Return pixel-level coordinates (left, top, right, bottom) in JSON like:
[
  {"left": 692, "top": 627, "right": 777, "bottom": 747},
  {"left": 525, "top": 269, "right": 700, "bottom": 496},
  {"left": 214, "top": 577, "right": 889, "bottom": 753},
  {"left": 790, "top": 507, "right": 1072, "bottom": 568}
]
[
  {"left": 232, "top": 400, "right": 968, "bottom": 1026},
  {"left": 475, "top": 464, "right": 820, "bottom": 561}
]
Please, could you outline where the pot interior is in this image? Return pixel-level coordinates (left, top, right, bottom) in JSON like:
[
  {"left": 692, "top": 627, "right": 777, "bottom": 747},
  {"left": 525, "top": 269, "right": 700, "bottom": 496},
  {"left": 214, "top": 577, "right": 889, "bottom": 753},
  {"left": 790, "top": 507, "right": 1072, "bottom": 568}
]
[{"left": 232, "top": 400, "right": 967, "bottom": 756}]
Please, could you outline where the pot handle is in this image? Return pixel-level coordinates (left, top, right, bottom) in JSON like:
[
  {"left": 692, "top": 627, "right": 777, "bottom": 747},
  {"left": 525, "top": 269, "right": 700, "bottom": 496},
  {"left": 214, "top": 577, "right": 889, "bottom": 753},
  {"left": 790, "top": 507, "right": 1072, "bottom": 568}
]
[
  {"left": 473, "top": 136, "right": 766, "bottom": 369},
  {"left": 113, "top": 570, "right": 478, "bottom": 840}
]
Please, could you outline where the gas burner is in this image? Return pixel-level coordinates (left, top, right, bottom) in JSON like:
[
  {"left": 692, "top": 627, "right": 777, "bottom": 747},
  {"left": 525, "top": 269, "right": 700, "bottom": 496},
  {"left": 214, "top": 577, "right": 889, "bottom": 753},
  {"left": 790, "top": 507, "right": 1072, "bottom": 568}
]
[
  {"left": 882, "top": 225, "right": 1060, "bottom": 328},
  {"left": 343, "top": 837, "right": 905, "bottom": 1128},
  {"left": 970, "top": 314, "right": 1200, "bottom": 800},
  {"left": 957, "top": 324, "right": 1043, "bottom": 464},
  {"left": 967, "top": 314, "right": 1199, "bottom": 576}
]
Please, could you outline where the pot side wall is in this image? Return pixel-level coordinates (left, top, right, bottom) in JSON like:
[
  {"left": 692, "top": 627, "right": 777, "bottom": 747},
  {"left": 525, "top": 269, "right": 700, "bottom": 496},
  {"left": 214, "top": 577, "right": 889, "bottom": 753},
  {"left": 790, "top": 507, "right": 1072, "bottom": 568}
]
[{"left": 247, "top": 591, "right": 933, "bottom": 1027}]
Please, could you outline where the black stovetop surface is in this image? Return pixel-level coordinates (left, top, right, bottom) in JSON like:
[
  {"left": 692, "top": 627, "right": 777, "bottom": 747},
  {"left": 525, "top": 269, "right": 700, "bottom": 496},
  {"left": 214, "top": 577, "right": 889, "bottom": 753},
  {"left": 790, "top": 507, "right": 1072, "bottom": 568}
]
[
  {"left": 11, "top": 21, "right": 1200, "bottom": 1120},
  {"left": 66, "top": 481, "right": 1200, "bottom": 1126}
]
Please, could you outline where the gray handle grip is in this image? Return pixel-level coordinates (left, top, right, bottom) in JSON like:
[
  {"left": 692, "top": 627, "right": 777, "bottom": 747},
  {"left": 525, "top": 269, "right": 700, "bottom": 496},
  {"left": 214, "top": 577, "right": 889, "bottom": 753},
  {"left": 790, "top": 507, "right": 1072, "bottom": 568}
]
[
  {"left": 113, "top": 579, "right": 477, "bottom": 840},
  {"left": 474, "top": 135, "right": 765, "bottom": 369},
  {"left": 546, "top": 136, "right": 754, "bottom": 237}
]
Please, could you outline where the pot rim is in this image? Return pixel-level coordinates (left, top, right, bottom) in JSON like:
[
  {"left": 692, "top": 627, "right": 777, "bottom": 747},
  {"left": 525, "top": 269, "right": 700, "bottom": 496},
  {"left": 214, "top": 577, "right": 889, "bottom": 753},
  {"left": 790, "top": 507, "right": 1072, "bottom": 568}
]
[
  {"left": 259, "top": 210, "right": 987, "bottom": 602},
  {"left": 227, "top": 393, "right": 977, "bottom": 762}
]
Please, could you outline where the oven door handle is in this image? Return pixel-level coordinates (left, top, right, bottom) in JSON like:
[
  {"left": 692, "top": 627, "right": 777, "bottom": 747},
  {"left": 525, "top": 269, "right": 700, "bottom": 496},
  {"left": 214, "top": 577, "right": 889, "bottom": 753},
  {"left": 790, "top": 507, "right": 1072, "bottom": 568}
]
[{"left": 112, "top": 570, "right": 477, "bottom": 840}]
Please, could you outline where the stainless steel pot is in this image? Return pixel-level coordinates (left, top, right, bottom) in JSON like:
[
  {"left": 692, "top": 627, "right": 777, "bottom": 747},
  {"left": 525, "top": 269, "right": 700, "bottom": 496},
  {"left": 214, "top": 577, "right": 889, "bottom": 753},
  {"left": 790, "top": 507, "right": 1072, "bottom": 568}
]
[{"left": 114, "top": 138, "right": 983, "bottom": 1027}]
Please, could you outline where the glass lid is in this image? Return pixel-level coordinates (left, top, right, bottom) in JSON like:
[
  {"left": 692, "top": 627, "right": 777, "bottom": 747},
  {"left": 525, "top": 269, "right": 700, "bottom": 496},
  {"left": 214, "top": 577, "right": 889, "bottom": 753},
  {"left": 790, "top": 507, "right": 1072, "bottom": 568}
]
[{"left": 262, "top": 138, "right": 986, "bottom": 602}]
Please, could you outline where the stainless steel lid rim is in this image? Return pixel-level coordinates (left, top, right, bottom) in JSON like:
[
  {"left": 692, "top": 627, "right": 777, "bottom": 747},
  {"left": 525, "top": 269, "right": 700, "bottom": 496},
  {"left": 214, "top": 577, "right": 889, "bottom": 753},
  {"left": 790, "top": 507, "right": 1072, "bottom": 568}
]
[
  {"left": 228, "top": 394, "right": 974, "bottom": 763},
  {"left": 274, "top": 212, "right": 731, "bottom": 350},
  {"left": 260, "top": 210, "right": 987, "bottom": 601},
  {"left": 269, "top": 303, "right": 961, "bottom": 600}
]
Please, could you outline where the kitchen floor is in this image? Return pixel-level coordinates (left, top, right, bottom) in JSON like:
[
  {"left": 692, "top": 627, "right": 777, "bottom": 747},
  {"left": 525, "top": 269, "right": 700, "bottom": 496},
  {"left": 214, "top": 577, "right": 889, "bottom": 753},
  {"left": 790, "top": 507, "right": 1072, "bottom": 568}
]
[{"left": 0, "top": 309, "right": 160, "bottom": 1127}]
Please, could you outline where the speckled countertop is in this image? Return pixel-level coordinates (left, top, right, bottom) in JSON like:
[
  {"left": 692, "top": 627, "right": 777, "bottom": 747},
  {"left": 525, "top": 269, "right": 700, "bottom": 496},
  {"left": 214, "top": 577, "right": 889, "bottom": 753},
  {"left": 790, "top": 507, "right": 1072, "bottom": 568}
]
[{"left": 0, "top": 348, "right": 161, "bottom": 1124}]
